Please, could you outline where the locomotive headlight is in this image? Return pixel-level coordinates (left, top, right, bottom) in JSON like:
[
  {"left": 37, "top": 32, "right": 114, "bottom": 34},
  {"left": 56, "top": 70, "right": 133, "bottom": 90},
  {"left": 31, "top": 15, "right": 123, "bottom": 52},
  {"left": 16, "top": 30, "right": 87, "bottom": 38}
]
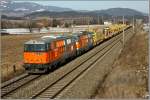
[
  {"left": 76, "top": 42, "right": 79, "bottom": 50},
  {"left": 71, "top": 46, "right": 74, "bottom": 50},
  {"left": 76, "top": 42, "right": 78, "bottom": 45}
]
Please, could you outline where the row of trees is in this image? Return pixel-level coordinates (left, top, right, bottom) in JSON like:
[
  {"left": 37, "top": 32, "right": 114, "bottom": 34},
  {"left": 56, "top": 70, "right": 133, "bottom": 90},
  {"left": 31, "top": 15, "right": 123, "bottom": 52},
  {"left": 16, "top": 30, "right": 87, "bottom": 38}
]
[
  {"left": 1, "top": 16, "right": 105, "bottom": 30},
  {"left": 2, "top": 19, "right": 50, "bottom": 29},
  {"left": 1, "top": 19, "right": 68, "bottom": 29},
  {"left": 2, "top": 18, "right": 132, "bottom": 30}
]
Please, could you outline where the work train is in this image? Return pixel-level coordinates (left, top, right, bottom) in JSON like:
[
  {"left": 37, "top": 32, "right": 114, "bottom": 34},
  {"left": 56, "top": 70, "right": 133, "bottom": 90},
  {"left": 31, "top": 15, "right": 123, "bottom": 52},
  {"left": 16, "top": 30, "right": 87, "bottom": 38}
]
[{"left": 23, "top": 24, "right": 132, "bottom": 73}]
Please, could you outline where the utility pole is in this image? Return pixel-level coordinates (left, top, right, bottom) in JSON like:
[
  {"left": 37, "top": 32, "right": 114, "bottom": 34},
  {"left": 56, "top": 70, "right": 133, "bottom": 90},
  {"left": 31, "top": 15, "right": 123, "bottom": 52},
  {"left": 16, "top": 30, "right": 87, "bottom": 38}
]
[
  {"left": 133, "top": 16, "right": 135, "bottom": 34},
  {"left": 114, "top": 16, "right": 116, "bottom": 24},
  {"left": 115, "top": 16, "right": 117, "bottom": 24},
  {"left": 97, "top": 15, "right": 99, "bottom": 25},
  {"left": 123, "top": 16, "right": 125, "bottom": 46},
  {"left": 101, "top": 16, "right": 103, "bottom": 24},
  {"left": 71, "top": 18, "right": 74, "bottom": 33},
  {"left": 88, "top": 16, "right": 90, "bottom": 32}
]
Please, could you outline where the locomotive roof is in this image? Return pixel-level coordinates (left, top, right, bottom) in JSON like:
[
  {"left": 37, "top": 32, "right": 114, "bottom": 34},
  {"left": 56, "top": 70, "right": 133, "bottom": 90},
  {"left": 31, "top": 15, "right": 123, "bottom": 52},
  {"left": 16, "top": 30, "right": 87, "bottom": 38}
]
[
  {"left": 72, "top": 32, "right": 92, "bottom": 38},
  {"left": 24, "top": 39, "right": 46, "bottom": 45},
  {"left": 25, "top": 34, "right": 72, "bottom": 44},
  {"left": 25, "top": 32, "right": 91, "bottom": 45},
  {"left": 72, "top": 32, "right": 87, "bottom": 36},
  {"left": 41, "top": 34, "right": 64, "bottom": 39}
]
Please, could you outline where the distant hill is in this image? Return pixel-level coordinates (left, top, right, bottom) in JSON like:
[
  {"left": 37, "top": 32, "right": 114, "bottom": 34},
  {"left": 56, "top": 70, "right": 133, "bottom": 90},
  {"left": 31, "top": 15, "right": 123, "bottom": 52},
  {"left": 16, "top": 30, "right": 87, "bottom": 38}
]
[
  {"left": 0, "top": 0, "right": 146, "bottom": 18},
  {"left": 25, "top": 8, "right": 145, "bottom": 19},
  {"left": 0, "top": 0, "right": 72, "bottom": 17},
  {"left": 25, "top": 11, "right": 110, "bottom": 18},
  {"left": 96, "top": 8, "right": 145, "bottom": 16}
]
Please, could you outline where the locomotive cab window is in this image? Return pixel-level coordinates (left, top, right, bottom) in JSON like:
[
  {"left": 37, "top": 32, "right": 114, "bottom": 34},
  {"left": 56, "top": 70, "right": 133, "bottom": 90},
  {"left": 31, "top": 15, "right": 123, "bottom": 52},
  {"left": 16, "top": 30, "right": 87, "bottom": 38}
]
[{"left": 24, "top": 44, "right": 49, "bottom": 52}]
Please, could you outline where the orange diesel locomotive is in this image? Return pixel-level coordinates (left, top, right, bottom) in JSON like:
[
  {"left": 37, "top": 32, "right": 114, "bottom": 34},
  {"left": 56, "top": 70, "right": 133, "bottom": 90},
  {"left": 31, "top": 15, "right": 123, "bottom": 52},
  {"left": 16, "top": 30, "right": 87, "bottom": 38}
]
[
  {"left": 24, "top": 35, "right": 77, "bottom": 73},
  {"left": 72, "top": 32, "right": 93, "bottom": 56}
]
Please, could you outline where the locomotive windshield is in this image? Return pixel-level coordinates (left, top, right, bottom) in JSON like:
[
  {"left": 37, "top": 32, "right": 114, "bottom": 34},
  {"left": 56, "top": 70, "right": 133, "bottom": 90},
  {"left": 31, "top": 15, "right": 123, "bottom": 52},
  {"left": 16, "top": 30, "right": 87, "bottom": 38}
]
[{"left": 24, "top": 44, "right": 49, "bottom": 52}]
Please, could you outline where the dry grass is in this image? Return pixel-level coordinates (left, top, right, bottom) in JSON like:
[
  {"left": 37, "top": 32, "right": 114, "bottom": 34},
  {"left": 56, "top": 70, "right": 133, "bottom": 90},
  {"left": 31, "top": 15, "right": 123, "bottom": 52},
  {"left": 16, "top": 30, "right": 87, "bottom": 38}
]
[
  {"left": 95, "top": 31, "right": 148, "bottom": 98},
  {"left": 1, "top": 34, "right": 51, "bottom": 82}
]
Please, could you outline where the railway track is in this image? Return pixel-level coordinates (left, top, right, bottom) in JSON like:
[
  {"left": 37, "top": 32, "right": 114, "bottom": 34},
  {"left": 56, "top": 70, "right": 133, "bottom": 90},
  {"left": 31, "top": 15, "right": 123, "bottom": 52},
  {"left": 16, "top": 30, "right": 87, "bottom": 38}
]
[
  {"left": 30, "top": 28, "right": 132, "bottom": 99},
  {"left": 1, "top": 27, "right": 133, "bottom": 99},
  {"left": 1, "top": 74, "right": 41, "bottom": 98}
]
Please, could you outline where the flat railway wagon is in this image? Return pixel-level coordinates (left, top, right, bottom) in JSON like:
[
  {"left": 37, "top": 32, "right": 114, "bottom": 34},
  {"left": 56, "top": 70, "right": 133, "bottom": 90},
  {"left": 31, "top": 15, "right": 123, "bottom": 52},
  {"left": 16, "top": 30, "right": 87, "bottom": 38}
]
[
  {"left": 23, "top": 24, "right": 132, "bottom": 74},
  {"left": 85, "top": 24, "right": 131, "bottom": 46}
]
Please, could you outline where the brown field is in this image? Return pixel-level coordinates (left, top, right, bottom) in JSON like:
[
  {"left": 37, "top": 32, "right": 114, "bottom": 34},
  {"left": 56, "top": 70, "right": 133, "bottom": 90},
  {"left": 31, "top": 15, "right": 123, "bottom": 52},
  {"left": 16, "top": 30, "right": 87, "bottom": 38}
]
[
  {"left": 95, "top": 31, "right": 149, "bottom": 98},
  {"left": 1, "top": 33, "right": 59, "bottom": 82}
]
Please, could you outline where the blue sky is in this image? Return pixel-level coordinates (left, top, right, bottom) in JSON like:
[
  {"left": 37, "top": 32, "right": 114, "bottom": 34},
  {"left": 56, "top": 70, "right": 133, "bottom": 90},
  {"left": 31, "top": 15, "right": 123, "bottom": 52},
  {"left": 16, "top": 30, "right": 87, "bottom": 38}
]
[{"left": 15, "top": 1, "right": 149, "bottom": 13}]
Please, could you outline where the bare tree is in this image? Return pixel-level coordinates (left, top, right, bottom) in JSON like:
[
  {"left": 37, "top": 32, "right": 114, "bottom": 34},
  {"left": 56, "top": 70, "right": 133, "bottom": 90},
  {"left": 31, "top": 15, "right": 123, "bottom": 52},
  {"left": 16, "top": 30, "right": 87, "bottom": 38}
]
[{"left": 26, "top": 17, "right": 35, "bottom": 33}]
